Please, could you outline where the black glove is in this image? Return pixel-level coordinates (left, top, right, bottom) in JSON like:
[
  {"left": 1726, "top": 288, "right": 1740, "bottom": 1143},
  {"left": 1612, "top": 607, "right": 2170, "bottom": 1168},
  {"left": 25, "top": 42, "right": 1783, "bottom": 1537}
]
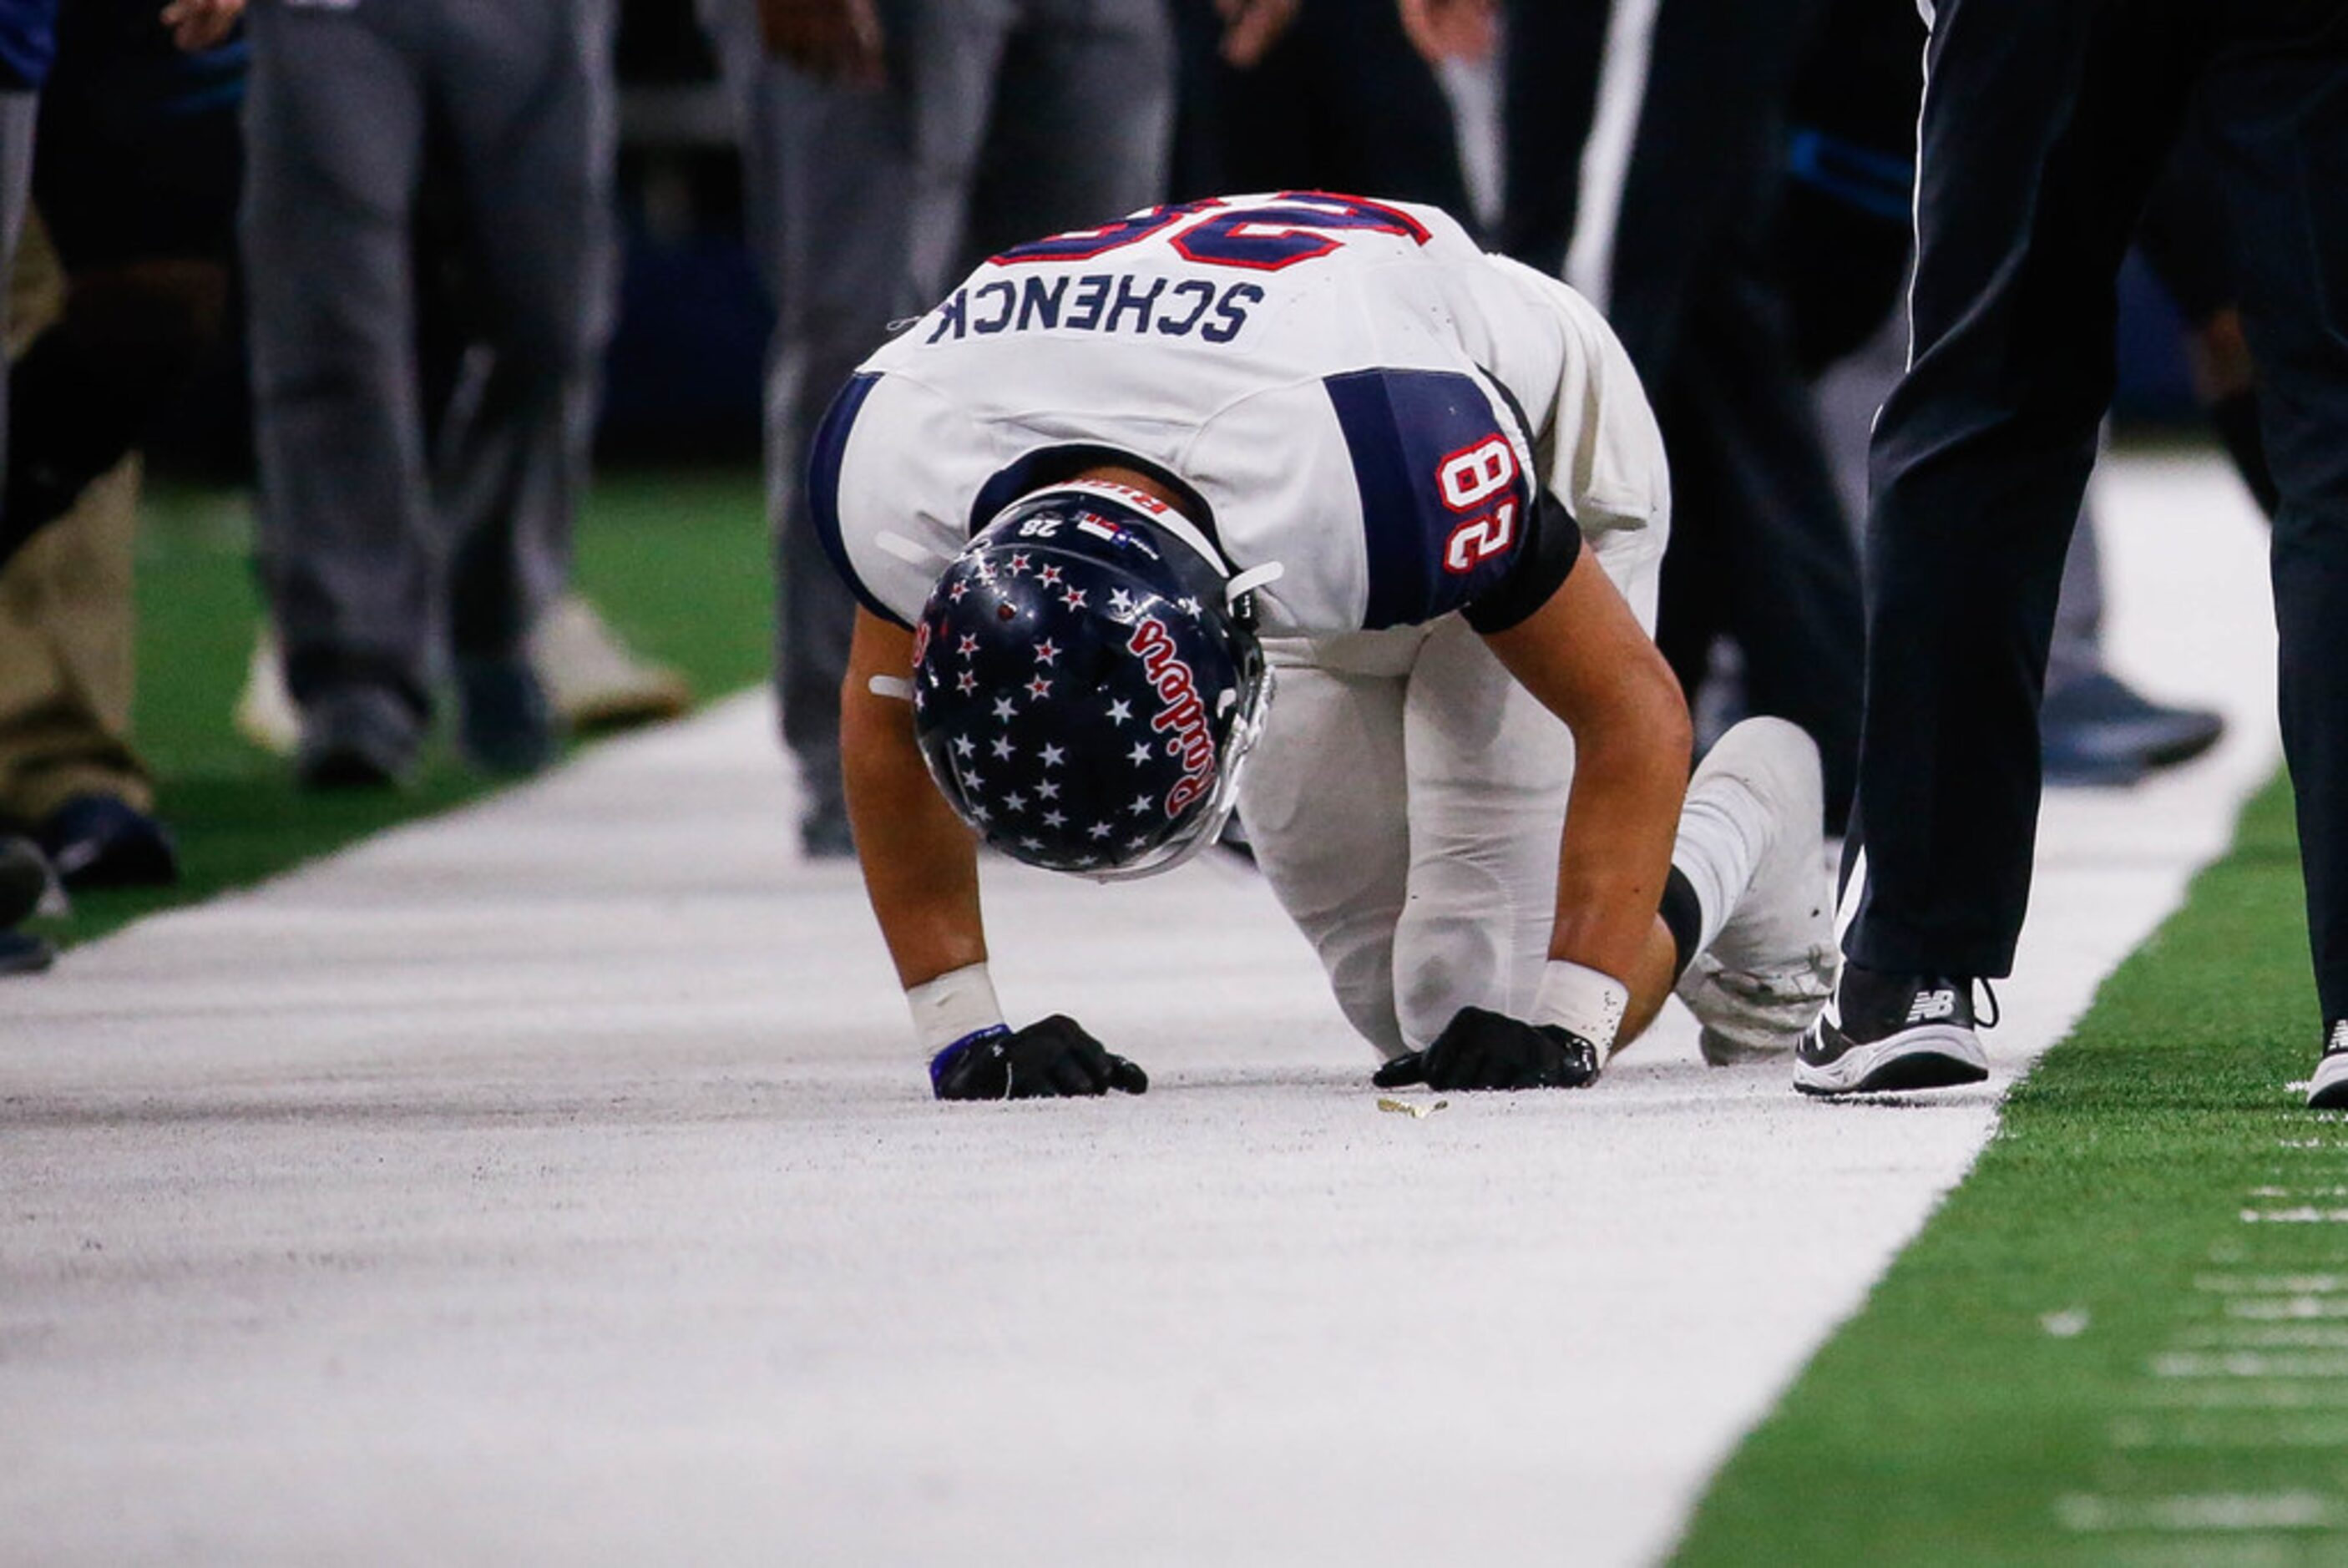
[
  {"left": 1371, "top": 1006, "right": 1602, "bottom": 1091},
  {"left": 930, "top": 1015, "right": 1150, "bottom": 1100}
]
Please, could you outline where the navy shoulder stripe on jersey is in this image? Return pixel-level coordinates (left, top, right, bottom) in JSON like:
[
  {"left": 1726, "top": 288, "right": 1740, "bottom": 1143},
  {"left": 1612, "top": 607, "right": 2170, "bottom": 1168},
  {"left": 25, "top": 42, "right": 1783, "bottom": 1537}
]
[
  {"left": 806, "top": 371, "right": 906, "bottom": 627},
  {"left": 1323, "top": 367, "right": 1541, "bottom": 630}
]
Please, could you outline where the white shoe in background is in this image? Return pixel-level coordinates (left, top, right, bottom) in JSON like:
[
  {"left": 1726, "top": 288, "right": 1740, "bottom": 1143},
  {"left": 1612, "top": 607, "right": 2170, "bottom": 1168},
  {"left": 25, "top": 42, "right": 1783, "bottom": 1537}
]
[
  {"left": 234, "top": 626, "right": 300, "bottom": 757},
  {"left": 529, "top": 594, "right": 693, "bottom": 733}
]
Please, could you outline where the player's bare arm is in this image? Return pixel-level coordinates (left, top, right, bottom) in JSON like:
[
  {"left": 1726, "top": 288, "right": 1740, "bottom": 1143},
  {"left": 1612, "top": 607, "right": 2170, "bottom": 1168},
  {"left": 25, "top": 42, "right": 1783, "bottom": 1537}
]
[
  {"left": 1485, "top": 549, "right": 1693, "bottom": 995},
  {"left": 1374, "top": 554, "right": 1694, "bottom": 1094},
  {"left": 840, "top": 609, "right": 984, "bottom": 990},
  {"left": 842, "top": 607, "right": 1148, "bottom": 1100}
]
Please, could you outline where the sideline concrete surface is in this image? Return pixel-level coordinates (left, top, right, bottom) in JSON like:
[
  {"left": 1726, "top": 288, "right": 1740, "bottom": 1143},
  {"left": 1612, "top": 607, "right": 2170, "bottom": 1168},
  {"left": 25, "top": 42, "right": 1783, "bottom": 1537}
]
[{"left": 0, "top": 454, "right": 2277, "bottom": 1565}]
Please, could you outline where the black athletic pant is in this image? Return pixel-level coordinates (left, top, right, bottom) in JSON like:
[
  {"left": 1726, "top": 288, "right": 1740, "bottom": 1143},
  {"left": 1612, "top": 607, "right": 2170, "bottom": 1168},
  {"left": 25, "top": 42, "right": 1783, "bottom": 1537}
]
[
  {"left": 1846, "top": 0, "right": 2348, "bottom": 1024},
  {"left": 1501, "top": 0, "right": 1863, "bottom": 832},
  {"left": 1166, "top": 0, "right": 1474, "bottom": 225}
]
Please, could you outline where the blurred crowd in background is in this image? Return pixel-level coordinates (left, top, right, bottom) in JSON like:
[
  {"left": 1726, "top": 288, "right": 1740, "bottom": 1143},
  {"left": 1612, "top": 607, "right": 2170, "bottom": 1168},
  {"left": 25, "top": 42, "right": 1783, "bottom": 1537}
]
[{"left": 0, "top": 0, "right": 2270, "bottom": 973}]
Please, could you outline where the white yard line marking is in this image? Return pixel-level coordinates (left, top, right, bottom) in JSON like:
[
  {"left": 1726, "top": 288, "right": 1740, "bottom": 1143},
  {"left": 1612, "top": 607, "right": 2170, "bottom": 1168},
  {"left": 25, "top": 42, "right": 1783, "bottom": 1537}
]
[
  {"left": 2150, "top": 1353, "right": 2348, "bottom": 1379},
  {"left": 2176, "top": 1326, "right": 2348, "bottom": 1348},
  {"left": 2056, "top": 1493, "right": 2341, "bottom": 1533},
  {"left": 2195, "top": 1275, "right": 2348, "bottom": 1293},
  {"left": 0, "top": 456, "right": 2282, "bottom": 1563}
]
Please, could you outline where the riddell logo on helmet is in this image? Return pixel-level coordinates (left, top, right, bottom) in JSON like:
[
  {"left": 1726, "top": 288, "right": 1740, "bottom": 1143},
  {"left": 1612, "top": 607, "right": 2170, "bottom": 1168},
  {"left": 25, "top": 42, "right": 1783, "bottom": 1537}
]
[{"left": 1127, "top": 617, "right": 1218, "bottom": 817}]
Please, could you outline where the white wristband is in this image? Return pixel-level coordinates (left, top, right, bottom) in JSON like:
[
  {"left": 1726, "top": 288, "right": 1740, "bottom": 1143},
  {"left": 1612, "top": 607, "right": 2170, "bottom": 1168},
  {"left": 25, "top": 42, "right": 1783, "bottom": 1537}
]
[
  {"left": 906, "top": 962, "right": 1007, "bottom": 1055},
  {"left": 1532, "top": 960, "right": 1629, "bottom": 1060}
]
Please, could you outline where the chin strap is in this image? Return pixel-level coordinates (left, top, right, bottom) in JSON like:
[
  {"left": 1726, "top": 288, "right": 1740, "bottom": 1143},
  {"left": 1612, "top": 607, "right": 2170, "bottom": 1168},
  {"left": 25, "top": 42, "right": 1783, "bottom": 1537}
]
[{"left": 1225, "top": 561, "right": 1283, "bottom": 608}]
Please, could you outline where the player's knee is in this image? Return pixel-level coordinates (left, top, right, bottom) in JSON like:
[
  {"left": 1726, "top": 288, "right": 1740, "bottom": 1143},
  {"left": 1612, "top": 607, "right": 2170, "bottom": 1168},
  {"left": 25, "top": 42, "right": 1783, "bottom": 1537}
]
[
  {"left": 1394, "top": 912, "right": 1507, "bottom": 1048},
  {"left": 1320, "top": 932, "right": 1405, "bottom": 1058}
]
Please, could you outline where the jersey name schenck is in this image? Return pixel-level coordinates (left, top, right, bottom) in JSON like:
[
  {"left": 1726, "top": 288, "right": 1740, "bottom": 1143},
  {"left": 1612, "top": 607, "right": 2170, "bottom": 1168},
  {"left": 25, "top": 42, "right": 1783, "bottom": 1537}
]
[{"left": 810, "top": 191, "right": 1663, "bottom": 640}]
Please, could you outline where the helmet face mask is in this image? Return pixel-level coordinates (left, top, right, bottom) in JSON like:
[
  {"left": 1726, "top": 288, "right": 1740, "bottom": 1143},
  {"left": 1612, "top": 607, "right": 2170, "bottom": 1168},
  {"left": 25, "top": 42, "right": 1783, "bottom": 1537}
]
[{"left": 908, "top": 483, "right": 1271, "bottom": 881}]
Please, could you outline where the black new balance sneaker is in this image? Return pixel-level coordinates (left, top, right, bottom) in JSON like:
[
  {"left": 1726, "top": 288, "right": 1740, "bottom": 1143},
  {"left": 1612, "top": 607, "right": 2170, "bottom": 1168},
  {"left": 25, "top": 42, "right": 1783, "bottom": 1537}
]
[
  {"left": 1794, "top": 964, "right": 1992, "bottom": 1096},
  {"left": 2309, "top": 1022, "right": 2348, "bottom": 1110}
]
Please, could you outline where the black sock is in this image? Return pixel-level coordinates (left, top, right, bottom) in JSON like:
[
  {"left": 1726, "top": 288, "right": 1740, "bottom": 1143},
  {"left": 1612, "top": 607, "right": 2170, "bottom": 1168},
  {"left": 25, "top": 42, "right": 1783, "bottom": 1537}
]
[{"left": 1660, "top": 865, "right": 1705, "bottom": 982}]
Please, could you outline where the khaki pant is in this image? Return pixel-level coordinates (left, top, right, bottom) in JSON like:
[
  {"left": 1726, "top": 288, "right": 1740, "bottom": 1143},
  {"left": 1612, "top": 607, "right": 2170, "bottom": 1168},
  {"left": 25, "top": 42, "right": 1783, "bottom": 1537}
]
[{"left": 0, "top": 214, "right": 149, "bottom": 823}]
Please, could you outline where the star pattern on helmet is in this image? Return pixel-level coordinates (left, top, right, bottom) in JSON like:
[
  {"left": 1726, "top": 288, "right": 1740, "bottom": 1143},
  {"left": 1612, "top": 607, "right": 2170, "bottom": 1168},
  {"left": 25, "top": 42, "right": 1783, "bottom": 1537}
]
[{"left": 917, "top": 504, "right": 1255, "bottom": 874}]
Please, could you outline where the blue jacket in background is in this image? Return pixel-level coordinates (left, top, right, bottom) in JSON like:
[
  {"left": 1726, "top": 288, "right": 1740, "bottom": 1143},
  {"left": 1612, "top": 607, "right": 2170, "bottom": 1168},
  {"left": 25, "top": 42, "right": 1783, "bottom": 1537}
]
[{"left": 0, "top": 0, "right": 58, "bottom": 91}]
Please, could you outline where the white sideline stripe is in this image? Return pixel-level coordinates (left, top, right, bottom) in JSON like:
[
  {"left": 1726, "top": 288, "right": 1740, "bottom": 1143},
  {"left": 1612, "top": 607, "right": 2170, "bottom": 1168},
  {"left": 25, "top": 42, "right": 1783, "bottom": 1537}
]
[
  {"left": 0, "top": 457, "right": 2284, "bottom": 1565},
  {"left": 2056, "top": 1493, "right": 2340, "bottom": 1534},
  {"left": 2241, "top": 1209, "right": 2348, "bottom": 1224}
]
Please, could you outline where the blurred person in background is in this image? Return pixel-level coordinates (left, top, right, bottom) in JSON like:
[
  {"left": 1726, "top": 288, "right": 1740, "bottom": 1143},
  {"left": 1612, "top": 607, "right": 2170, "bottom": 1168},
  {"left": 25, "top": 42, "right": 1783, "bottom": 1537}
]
[
  {"left": 1420, "top": 0, "right": 1865, "bottom": 834},
  {"left": 240, "top": 0, "right": 680, "bottom": 790},
  {"left": 0, "top": 0, "right": 52, "bottom": 972},
  {"left": 0, "top": 0, "right": 246, "bottom": 899},
  {"left": 696, "top": 0, "right": 1172, "bottom": 857},
  {"left": 1166, "top": 0, "right": 1475, "bottom": 225}
]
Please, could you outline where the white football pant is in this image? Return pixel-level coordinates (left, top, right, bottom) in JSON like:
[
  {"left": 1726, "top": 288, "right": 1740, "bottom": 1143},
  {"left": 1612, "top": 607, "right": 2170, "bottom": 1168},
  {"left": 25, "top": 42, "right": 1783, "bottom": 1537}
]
[{"left": 1240, "top": 524, "right": 1666, "bottom": 1057}]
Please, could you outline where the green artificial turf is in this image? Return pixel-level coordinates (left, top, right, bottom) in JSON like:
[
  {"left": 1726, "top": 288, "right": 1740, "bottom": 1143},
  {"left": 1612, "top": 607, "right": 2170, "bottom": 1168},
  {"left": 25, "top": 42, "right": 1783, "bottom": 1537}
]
[
  {"left": 34, "top": 469, "right": 771, "bottom": 948},
  {"left": 1672, "top": 776, "right": 2348, "bottom": 1566}
]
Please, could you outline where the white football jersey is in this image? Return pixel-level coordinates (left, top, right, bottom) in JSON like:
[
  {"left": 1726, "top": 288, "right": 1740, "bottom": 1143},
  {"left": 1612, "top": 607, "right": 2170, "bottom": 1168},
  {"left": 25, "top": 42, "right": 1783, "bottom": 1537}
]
[{"left": 810, "top": 192, "right": 1666, "bottom": 637}]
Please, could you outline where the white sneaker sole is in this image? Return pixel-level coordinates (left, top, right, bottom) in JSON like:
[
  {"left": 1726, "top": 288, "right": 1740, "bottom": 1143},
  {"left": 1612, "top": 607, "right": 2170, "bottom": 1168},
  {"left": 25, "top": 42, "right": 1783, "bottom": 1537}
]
[
  {"left": 2308, "top": 1053, "right": 2348, "bottom": 1110},
  {"left": 1794, "top": 1024, "right": 1990, "bottom": 1097}
]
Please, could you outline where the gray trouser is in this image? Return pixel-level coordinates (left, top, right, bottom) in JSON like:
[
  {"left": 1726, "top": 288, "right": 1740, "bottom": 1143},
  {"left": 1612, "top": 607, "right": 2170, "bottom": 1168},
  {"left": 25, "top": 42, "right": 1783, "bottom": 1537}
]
[
  {"left": 1814, "top": 316, "right": 2108, "bottom": 691},
  {"left": 700, "top": 0, "right": 1172, "bottom": 812},
  {"left": 0, "top": 90, "right": 34, "bottom": 530},
  {"left": 242, "top": 0, "right": 615, "bottom": 716}
]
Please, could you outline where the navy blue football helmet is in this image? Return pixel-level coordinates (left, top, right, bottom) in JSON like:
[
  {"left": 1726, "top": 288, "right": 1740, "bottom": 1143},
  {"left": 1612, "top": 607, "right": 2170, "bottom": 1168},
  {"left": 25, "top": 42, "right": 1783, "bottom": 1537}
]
[{"left": 909, "top": 481, "right": 1273, "bottom": 879}]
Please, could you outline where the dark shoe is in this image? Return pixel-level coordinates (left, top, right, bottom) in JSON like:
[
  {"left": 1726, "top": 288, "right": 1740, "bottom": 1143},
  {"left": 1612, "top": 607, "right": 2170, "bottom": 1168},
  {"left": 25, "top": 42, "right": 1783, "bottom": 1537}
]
[
  {"left": 2310, "top": 1023, "right": 2348, "bottom": 1110},
  {"left": 457, "top": 654, "right": 559, "bottom": 776},
  {"left": 2041, "top": 672, "right": 2225, "bottom": 787},
  {"left": 0, "top": 928, "right": 53, "bottom": 975},
  {"left": 296, "top": 685, "right": 422, "bottom": 790},
  {"left": 1796, "top": 964, "right": 1993, "bottom": 1096},
  {"left": 0, "top": 833, "right": 50, "bottom": 926},
  {"left": 36, "top": 794, "right": 180, "bottom": 889},
  {"left": 801, "top": 800, "right": 855, "bottom": 860}
]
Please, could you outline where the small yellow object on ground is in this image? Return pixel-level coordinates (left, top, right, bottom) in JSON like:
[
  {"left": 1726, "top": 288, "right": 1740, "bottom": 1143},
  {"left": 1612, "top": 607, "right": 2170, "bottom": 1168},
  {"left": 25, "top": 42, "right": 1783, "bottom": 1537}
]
[{"left": 1376, "top": 1097, "right": 1449, "bottom": 1119}]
